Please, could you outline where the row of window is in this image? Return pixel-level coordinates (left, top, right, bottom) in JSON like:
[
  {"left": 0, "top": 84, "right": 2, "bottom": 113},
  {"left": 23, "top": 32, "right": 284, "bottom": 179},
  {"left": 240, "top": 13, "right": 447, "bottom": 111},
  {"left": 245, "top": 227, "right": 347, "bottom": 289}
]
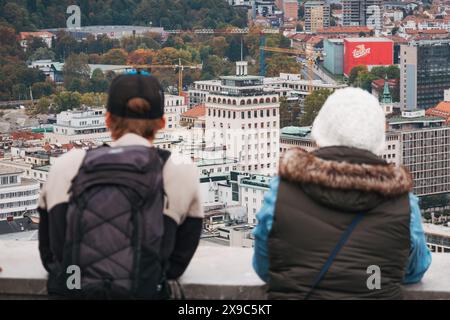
[
  {"left": 246, "top": 163, "right": 275, "bottom": 171},
  {"left": 0, "top": 199, "right": 37, "bottom": 209},
  {"left": 0, "top": 176, "right": 18, "bottom": 185},
  {"left": 207, "top": 97, "right": 278, "bottom": 105},
  {"left": 201, "top": 166, "right": 238, "bottom": 175},
  {"left": 241, "top": 153, "right": 277, "bottom": 161},
  {"left": 208, "top": 108, "right": 278, "bottom": 119},
  {"left": 0, "top": 189, "right": 39, "bottom": 199}
]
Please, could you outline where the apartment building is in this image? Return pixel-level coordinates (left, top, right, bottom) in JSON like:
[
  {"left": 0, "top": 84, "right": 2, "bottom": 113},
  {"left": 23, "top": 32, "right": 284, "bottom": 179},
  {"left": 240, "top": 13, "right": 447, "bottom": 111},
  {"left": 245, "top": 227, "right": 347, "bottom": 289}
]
[{"left": 205, "top": 61, "right": 280, "bottom": 176}]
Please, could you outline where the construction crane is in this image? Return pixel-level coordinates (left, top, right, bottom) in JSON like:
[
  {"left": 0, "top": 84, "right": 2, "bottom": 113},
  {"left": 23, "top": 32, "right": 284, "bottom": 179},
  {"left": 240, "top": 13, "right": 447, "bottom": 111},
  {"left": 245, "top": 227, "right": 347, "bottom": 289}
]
[
  {"left": 259, "top": 39, "right": 319, "bottom": 92},
  {"left": 166, "top": 27, "right": 319, "bottom": 91},
  {"left": 126, "top": 59, "right": 202, "bottom": 96}
]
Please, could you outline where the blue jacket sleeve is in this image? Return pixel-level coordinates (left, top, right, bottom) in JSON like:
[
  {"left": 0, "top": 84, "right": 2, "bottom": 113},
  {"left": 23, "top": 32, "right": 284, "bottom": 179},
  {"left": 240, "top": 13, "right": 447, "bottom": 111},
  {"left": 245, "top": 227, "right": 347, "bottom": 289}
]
[
  {"left": 252, "top": 177, "right": 279, "bottom": 283},
  {"left": 403, "top": 193, "right": 432, "bottom": 284}
]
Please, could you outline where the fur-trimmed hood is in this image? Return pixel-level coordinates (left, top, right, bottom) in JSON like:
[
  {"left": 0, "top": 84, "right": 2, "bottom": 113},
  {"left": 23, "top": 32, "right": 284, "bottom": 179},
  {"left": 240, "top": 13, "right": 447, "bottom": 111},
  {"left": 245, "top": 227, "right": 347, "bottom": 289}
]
[{"left": 279, "top": 146, "right": 413, "bottom": 212}]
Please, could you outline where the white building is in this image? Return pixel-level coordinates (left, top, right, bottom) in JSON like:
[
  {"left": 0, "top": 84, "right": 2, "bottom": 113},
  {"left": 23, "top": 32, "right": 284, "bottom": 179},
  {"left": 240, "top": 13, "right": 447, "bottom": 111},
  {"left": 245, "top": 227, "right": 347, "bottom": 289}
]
[
  {"left": 188, "top": 80, "right": 222, "bottom": 107},
  {"left": 0, "top": 166, "right": 40, "bottom": 229},
  {"left": 19, "top": 31, "right": 53, "bottom": 49},
  {"left": 45, "top": 108, "right": 110, "bottom": 144},
  {"left": 205, "top": 61, "right": 281, "bottom": 176},
  {"left": 164, "top": 95, "right": 188, "bottom": 130}
]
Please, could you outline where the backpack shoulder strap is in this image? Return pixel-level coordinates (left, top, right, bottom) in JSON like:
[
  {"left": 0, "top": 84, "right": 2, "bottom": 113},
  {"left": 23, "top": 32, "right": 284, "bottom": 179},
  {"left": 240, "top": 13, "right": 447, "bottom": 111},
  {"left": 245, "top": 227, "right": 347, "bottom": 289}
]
[
  {"left": 304, "top": 213, "right": 364, "bottom": 300},
  {"left": 156, "top": 148, "right": 171, "bottom": 166}
]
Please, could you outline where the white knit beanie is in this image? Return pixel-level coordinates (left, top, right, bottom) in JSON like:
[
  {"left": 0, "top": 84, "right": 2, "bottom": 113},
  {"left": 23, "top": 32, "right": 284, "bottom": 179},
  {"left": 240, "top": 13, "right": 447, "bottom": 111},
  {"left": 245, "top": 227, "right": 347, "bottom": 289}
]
[{"left": 311, "top": 87, "right": 386, "bottom": 155}]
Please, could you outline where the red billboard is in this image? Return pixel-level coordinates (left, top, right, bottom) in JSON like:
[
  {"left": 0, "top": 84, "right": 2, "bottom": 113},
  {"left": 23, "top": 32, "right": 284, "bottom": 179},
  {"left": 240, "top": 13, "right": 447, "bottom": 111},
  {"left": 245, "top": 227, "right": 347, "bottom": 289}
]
[{"left": 344, "top": 38, "right": 394, "bottom": 76}]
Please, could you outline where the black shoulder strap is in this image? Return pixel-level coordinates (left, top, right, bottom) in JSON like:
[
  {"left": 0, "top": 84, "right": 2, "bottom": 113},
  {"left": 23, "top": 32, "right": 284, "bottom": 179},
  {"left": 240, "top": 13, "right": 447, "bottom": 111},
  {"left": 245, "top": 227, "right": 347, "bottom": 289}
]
[
  {"left": 156, "top": 148, "right": 171, "bottom": 166},
  {"left": 304, "top": 213, "right": 364, "bottom": 300}
]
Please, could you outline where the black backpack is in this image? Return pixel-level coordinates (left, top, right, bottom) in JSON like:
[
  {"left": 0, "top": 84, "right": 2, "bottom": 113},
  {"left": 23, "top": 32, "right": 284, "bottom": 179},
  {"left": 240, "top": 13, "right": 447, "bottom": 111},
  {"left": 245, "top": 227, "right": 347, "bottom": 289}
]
[{"left": 60, "top": 145, "right": 170, "bottom": 299}]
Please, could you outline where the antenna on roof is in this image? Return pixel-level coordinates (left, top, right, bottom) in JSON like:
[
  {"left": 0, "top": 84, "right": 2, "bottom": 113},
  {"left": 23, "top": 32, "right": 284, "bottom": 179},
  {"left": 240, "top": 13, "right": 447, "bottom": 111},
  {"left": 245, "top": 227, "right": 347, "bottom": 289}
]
[{"left": 241, "top": 37, "right": 243, "bottom": 61}]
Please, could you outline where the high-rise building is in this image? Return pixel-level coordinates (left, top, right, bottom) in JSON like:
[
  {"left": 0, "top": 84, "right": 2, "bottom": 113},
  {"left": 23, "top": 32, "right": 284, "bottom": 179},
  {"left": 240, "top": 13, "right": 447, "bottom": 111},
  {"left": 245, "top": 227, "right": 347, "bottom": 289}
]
[
  {"left": 276, "top": 0, "right": 299, "bottom": 20},
  {"left": 387, "top": 109, "right": 450, "bottom": 196},
  {"left": 205, "top": 61, "right": 280, "bottom": 176},
  {"left": 342, "top": 0, "right": 383, "bottom": 30},
  {"left": 304, "top": 1, "right": 330, "bottom": 33},
  {"left": 400, "top": 40, "right": 450, "bottom": 110}
]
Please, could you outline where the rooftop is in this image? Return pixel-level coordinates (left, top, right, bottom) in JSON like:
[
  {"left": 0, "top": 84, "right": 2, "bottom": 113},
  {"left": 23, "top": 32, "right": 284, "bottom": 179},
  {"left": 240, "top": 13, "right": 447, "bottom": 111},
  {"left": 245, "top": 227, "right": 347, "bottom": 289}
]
[
  {"left": 281, "top": 126, "right": 312, "bottom": 137},
  {"left": 344, "top": 37, "right": 394, "bottom": 43},
  {"left": 240, "top": 174, "right": 272, "bottom": 189},
  {"left": 181, "top": 104, "right": 206, "bottom": 118},
  {"left": 0, "top": 166, "right": 23, "bottom": 176},
  {"left": 0, "top": 242, "right": 449, "bottom": 300}
]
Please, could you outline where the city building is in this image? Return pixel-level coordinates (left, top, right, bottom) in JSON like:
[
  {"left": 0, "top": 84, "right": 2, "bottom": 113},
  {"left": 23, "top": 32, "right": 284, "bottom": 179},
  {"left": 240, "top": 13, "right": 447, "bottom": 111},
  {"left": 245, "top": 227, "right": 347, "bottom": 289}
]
[
  {"left": 180, "top": 104, "right": 206, "bottom": 131},
  {"left": 304, "top": 1, "right": 331, "bottom": 33},
  {"left": 400, "top": 39, "right": 450, "bottom": 110},
  {"left": 205, "top": 61, "right": 280, "bottom": 176},
  {"left": 0, "top": 166, "right": 40, "bottom": 234},
  {"left": 188, "top": 80, "right": 222, "bottom": 107},
  {"left": 316, "top": 26, "right": 374, "bottom": 36},
  {"left": 343, "top": 38, "right": 394, "bottom": 77},
  {"left": 387, "top": 109, "right": 450, "bottom": 196},
  {"left": 371, "top": 78, "right": 399, "bottom": 101},
  {"left": 44, "top": 108, "right": 110, "bottom": 144},
  {"left": 425, "top": 93, "right": 450, "bottom": 124},
  {"left": 164, "top": 95, "right": 188, "bottom": 130},
  {"left": 342, "top": 0, "right": 384, "bottom": 31},
  {"left": 378, "top": 79, "right": 401, "bottom": 116},
  {"left": 280, "top": 126, "right": 315, "bottom": 153},
  {"left": 279, "top": 0, "right": 299, "bottom": 21},
  {"left": 323, "top": 39, "right": 344, "bottom": 75},
  {"left": 19, "top": 31, "right": 53, "bottom": 49}
]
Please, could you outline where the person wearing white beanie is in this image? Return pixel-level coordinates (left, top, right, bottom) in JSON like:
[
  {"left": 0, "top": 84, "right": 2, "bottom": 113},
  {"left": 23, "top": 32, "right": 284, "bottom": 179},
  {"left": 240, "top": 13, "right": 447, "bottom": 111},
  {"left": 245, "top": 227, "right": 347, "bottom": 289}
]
[
  {"left": 311, "top": 87, "right": 386, "bottom": 154},
  {"left": 252, "top": 87, "right": 432, "bottom": 300}
]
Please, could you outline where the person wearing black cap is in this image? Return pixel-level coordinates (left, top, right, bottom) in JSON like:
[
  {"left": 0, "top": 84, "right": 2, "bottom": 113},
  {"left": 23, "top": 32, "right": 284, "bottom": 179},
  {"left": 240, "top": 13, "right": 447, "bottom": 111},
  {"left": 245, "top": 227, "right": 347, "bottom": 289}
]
[{"left": 38, "top": 73, "right": 203, "bottom": 299}]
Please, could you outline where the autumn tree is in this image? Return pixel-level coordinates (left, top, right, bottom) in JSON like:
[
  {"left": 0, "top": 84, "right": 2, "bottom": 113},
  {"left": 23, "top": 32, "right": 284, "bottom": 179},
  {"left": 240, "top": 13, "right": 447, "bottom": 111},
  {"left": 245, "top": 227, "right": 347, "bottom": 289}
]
[
  {"left": 265, "top": 54, "right": 299, "bottom": 77},
  {"left": 101, "top": 49, "right": 128, "bottom": 65}
]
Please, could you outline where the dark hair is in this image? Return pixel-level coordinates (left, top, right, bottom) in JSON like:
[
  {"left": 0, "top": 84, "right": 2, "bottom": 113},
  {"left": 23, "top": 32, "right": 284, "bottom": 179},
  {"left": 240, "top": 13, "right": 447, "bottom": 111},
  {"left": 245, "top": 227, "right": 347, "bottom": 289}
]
[{"left": 108, "top": 97, "right": 162, "bottom": 140}]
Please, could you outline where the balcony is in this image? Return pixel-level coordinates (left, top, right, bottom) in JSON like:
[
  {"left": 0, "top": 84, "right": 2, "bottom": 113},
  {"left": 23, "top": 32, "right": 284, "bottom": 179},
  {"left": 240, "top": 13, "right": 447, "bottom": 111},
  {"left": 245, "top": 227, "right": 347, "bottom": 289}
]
[{"left": 0, "top": 242, "right": 449, "bottom": 300}]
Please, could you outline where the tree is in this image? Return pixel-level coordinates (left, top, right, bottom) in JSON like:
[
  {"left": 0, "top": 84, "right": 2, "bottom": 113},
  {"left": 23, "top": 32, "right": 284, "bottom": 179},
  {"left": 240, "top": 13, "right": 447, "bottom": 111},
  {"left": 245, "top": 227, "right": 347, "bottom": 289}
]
[
  {"left": 81, "top": 92, "right": 107, "bottom": 107},
  {"left": 127, "top": 49, "right": 157, "bottom": 65},
  {"left": 89, "top": 69, "right": 109, "bottom": 93},
  {"left": 300, "top": 89, "right": 332, "bottom": 126},
  {"left": 31, "top": 81, "right": 55, "bottom": 99},
  {"left": 101, "top": 49, "right": 128, "bottom": 65},
  {"left": 265, "top": 54, "right": 299, "bottom": 77},
  {"left": 279, "top": 97, "right": 301, "bottom": 128},
  {"left": 348, "top": 65, "right": 368, "bottom": 85},
  {"left": 25, "top": 37, "right": 48, "bottom": 54},
  {"left": 53, "top": 31, "right": 79, "bottom": 60},
  {"left": 30, "top": 47, "right": 56, "bottom": 61},
  {"left": 35, "top": 97, "right": 51, "bottom": 114},
  {"left": 63, "top": 53, "right": 90, "bottom": 92},
  {"left": 54, "top": 91, "right": 81, "bottom": 112}
]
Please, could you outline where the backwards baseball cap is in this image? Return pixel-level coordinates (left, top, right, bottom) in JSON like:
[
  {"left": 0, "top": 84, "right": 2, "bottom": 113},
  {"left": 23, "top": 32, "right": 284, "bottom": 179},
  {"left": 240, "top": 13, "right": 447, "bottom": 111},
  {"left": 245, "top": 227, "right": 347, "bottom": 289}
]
[{"left": 107, "top": 71, "right": 165, "bottom": 119}]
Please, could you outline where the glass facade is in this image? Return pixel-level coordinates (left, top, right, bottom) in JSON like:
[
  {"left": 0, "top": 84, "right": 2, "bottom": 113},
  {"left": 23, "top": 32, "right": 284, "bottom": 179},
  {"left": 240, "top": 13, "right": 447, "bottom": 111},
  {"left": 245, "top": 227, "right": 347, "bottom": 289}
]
[{"left": 417, "top": 42, "right": 450, "bottom": 109}]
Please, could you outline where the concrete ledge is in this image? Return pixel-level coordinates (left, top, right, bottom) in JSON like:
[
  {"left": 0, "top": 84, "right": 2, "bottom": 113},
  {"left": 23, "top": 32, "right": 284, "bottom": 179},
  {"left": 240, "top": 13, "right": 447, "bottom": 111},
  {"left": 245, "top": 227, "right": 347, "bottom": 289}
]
[{"left": 0, "top": 241, "right": 449, "bottom": 300}]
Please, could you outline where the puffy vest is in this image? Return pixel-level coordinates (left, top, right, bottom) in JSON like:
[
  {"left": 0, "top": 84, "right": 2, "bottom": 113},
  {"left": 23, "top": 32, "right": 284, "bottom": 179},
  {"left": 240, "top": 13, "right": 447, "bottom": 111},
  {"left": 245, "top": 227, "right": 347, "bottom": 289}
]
[{"left": 268, "top": 146, "right": 413, "bottom": 300}]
